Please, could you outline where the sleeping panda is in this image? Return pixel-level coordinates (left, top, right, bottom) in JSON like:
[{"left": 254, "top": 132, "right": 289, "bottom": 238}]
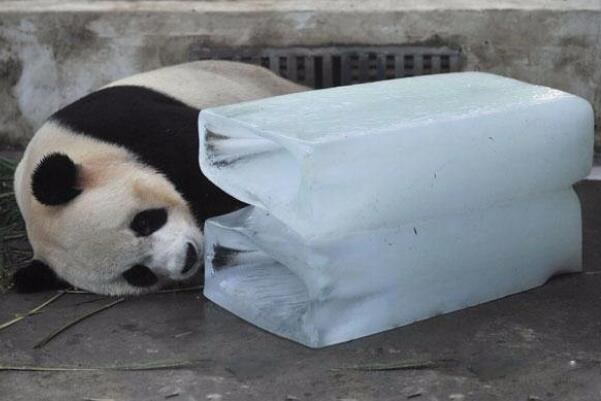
[{"left": 13, "top": 60, "right": 306, "bottom": 295}]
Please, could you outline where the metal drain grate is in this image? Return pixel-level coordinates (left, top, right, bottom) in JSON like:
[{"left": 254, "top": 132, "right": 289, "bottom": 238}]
[{"left": 189, "top": 46, "right": 463, "bottom": 89}]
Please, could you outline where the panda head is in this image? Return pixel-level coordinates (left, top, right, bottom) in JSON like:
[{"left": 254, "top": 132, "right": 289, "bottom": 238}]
[{"left": 15, "top": 150, "right": 202, "bottom": 295}]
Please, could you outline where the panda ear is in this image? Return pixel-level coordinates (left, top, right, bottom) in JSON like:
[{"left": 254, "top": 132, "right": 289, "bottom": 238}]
[
  {"left": 31, "top": 153, "right": 82, "bottom": 206},
  {"left": 13, "top": 260, "right": 70, "bottom": 293}
]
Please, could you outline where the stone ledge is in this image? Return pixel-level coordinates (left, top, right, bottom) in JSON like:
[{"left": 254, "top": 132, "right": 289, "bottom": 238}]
[{"left": 1, "top": 1, "right": 600, "bottom": 13}]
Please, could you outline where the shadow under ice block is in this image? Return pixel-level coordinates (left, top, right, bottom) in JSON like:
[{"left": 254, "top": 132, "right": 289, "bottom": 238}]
[{"left": 198, "top": 72, "right": 594, "bottom": 347}]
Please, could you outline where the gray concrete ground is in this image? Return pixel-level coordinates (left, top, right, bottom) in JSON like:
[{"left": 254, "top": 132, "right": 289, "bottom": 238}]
[{"left": 0, "top": 178, "right": 600, "bottom": 401}]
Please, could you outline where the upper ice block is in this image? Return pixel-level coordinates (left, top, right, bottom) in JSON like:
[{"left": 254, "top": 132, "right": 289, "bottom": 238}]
[{"left": 199, "top": 72, "right": 593, "bottom": 238}]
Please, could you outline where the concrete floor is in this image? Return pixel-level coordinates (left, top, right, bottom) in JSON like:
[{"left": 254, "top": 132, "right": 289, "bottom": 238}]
[{"left": 1, "top": 179, "right": 601, "bottom": 401}]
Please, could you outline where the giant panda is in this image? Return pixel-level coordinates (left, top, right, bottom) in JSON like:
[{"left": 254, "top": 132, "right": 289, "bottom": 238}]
[{"left": 13, "top": 60, "right": 306, "bottom": 295}]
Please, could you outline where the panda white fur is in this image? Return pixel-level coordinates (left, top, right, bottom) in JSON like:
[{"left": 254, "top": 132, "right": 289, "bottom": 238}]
[{"left": 13, "top": 60, "right": 306, "bottom": 295}]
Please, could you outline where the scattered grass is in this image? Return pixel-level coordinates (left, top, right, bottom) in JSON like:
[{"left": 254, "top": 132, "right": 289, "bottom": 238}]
[
  {"left": 0, "top": 291, "right": 66, "bottom": 332},
  {"left": 0, "top": 157, "right": 29, "bottom": 292},
  {"left": 65, "top": 285, "right": 204, "bottom": 295},
  {"left": 156, "top": 285, "right": 204, "bottom": 294},
  {"left": 83, "top": 398, "right": 117, "bottom": 401},
  {"left": 331, "top": 359, "right": 457, "bottom": 372},
  {"left": 0, "top": 359, "right": 202, "bottom": 372},
  {"left": 34, "top": 297, "right": 126, "bottom": 349}
]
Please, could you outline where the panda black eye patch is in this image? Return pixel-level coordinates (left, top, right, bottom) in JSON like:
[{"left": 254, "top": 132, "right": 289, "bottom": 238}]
[{"left": 130, "top": 208, "right": 168, "bottom": 237}]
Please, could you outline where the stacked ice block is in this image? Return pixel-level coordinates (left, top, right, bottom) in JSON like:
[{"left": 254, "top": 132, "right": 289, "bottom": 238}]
[{"left": 198, "top": 72, "right": 594, "bottom": 347}]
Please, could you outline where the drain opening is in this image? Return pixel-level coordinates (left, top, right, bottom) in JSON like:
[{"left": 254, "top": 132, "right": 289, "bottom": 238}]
[{"left": 189, "top": 46, "right": 463, "bottom": 89}]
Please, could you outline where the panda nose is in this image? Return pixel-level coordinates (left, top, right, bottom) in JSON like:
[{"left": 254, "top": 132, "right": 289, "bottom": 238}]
[{"left": 181, "top": 243, "right": 198, "bottom": 274}]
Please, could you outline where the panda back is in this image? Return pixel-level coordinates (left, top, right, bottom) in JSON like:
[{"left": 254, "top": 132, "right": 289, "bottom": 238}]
[
  {"left": 103, "top": 60, "right": 306, "bottom": 110},
  {"left": 47, "top": 61, "right": 305, "bottom": 222}
]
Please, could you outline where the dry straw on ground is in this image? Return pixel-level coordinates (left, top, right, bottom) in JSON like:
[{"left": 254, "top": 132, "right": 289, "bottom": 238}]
[{"left": 0, "top": 157, "right": 29, "bottom": 291}]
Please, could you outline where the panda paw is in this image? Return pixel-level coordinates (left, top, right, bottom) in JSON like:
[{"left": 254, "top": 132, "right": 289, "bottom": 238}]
[{"left": 13, "top": 260, "right": 70, "bottom": 293}]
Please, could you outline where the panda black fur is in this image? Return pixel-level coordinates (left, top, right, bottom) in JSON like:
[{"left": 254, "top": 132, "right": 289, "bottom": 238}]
[
  {"left": 13, "top": 61, "right": 306, "bottom": 295},
  {"left": 50, "top": 85, "right": 245, "bottom": 223}
]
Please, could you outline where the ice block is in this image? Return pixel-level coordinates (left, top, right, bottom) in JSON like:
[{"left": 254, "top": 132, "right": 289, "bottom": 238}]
[
  {"left": 198, "top": 72, "right": 594, "bottom": 347},
  {"left": 199, "top": 72, "right": 593, "bottom": 238},
  {"left": 204, "top": 190, "right": 581, "bottom": 347}
]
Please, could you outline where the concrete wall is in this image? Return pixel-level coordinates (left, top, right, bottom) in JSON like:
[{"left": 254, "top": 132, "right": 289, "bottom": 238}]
[{"left": 1, "top": 0, "right": 600, "bottom": 150}]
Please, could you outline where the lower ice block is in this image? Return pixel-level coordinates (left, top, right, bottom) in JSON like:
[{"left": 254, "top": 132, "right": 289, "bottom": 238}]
[{"left": 204, "top": 189, "right": 582, "bottom": 347}]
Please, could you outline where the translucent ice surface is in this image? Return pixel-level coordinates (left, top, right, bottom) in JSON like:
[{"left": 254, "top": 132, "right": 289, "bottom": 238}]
[
  {"left": 204, "top": 190, "right": 581, "bottom": 347},
  {"left": 199, "top": 72, "right": 594, "bottom": 238},
  {"left": 198, "top": 72, "right": 594, "bottom": 347}
]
